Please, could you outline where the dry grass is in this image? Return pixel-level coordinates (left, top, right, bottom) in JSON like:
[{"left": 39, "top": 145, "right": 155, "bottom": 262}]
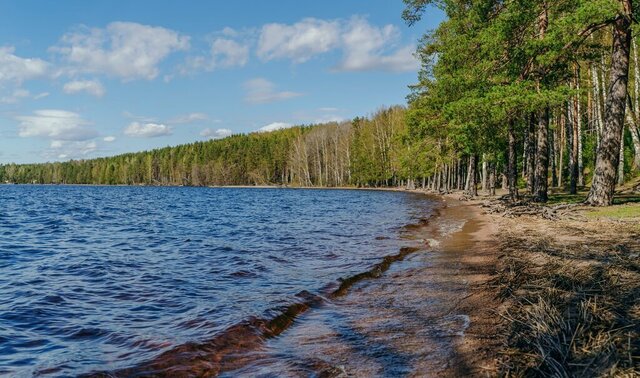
[{"left": 491, "top": 214, "right": 640, "bottom": 377}]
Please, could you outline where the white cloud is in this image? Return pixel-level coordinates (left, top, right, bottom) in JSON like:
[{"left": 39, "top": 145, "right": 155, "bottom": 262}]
[
  {"left": 51, "top": 22, "right": 190, "bottom": 81},
  {"left": 168, "top": 112, "right": 208, "bottom": 124},
  {"left": 221, "top": 27, "right": 239, "bottom": 37},
  {"left": 244, "top": 78, "right": 301, "bottom": 104},
  {"left": 211, "top": 38, "right": 249, "bottom": 68},
  {"left": 0, "top": 46, "right": 49, "bottom": 84},
  {"left": 124, "top": 121, "right": 171, "bottom": 137},
  {"left": 63, "top": 79, "right": 105, "bottom": 97},
  {"left": 257, "top": 18, "right": 340, "bottom": 63},
  {"left": 200, "top": 128, "right": 232, "bottom": 139},
  {"left": 34, "top": 92, "right": 50, "bottom": 100},
  {"left": 180, "top": 35, "right": 249, "bottom": 75},
  {"left": 255, "top": 17, "right": 418, "bottom": 72},
  {"left": 15, "top": 109, "right": 97, "bottom": 141},
  {"left": 103, "top": 136, "right": 116, "bottom": 142},
  {"left": 336, "top": 17, "right": 418, "bottom": 72},
  {"left": 1, "top": 88, "right": 30, "bottom": 104},
  {"left": 48, "top": 140, "right": 98, "bottom": 160},
  {"left": 258, "top": 122, "right": 292, "bottom": 132}
]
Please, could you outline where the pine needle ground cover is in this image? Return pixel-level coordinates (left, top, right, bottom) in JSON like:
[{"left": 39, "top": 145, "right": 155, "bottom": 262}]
[{"left": 492, "top": 209, "right": 640, "bottom": 376}]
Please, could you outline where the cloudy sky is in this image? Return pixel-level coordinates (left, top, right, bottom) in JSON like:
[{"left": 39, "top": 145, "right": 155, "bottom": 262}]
[{"left": 0, "top": 0, "right": 443, "bottom": 164}]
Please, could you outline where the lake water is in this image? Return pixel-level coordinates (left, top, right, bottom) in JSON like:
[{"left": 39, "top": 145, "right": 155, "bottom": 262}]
[{"left": 0, "top": 186, "right": 438, "bottom": 376}]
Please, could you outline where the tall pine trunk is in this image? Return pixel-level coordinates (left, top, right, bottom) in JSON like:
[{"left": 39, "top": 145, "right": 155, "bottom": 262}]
[
  {"left": 465, "top": 154, "right": 478, "bottom": 196},
  {"left": 508, "top": 122, "right": 519, "bottom": 201},
  {"left": 570, "top": 90, "right": 580, "bottom": 195},
  {"left": 586, "top": 9, "right": 632, "bottom": 206},
  {"left": 618, "top": 128, "right": 625, "bottom": 185},
  {"left": 526, "top": 114, "right": 536, "bottom": 194},
  {"left": 631, "top": 36, "right": 640, "bottom": 169},
  {"left": 534, "top": 108, "right": 550, "bottom": 202},
  {"left": 576, "top": 68, "right": 584, "bottom": 186}
]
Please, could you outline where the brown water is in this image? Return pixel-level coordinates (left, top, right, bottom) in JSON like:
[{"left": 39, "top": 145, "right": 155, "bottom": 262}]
[
  {"left": 221, "top": 199, "right": 477, "bottom": 377},
  {"left": 104, "top": 198, "right": 478, "bottom": 377}
]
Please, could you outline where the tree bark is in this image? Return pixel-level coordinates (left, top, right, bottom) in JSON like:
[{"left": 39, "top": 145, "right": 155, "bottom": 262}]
[
  {"left": 570, "top": 89, "right": 580, "bottom": 195},
  {"left": 508, "top": 122, "right": 519, "bottom": 201},
  {"left": 591, "top": 63, "right": 604, "bottom": 149},
  {"left": 526, "top": 114, "right": 536, "bottom": 194},
  {"left": 551, "top": 129, "right": 558, "bottom": 187},
  {"left": 481, "top": 154, "right": 487, "bottom": 192},
  {"left": 558, "top": 111, "right": 565, "bottom": 187},
  {"left": 618, "top": 127, "right": 625, "bottom": 185},
  {"left": 465, "top": 154, "right": 478, "bottom": 196},
  {"left": 567, "top": 99, "right": 575, "bottom": 192},
  {"left": 489, "top": 162, "right": 496, "bottom": 196},
  {"left": 586, "top": 9, "right": 632, "bottom": 206},
  {"left": 632, "top": 35, "right": 640, "bottom": 169},
  {"left": 576, "top": 68, "right": 584, "bottom": 186},
  {"left": 534, "top": 108, "right": 550, "bottom": 202}
]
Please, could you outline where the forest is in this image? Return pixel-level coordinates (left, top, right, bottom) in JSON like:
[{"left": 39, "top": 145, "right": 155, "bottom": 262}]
[
  {"left": 2, "top": 0, "right": 640, "bottom": 207},
  {"left": 0, "top": 106, "right": 408, "bottom": 188}
]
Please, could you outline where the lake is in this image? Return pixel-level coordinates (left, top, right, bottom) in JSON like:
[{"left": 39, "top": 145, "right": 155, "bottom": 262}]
[{"left": 0, "top": 186, "right": 437, "bottom": 376}]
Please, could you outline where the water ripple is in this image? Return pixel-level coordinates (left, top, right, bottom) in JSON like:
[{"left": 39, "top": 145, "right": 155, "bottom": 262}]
[{"left": 0, "top": 185, "right": 434, "bottom": 376}]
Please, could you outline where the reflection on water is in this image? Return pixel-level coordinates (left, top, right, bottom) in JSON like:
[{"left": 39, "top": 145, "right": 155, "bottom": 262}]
[{"left": 0, "top": 186, "right": 434, "bottom": 376}]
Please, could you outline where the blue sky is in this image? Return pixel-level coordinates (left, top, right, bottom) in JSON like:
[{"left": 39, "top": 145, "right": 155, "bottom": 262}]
[{"left": 0, "top": 1, "right": 444, "bottom": 164}]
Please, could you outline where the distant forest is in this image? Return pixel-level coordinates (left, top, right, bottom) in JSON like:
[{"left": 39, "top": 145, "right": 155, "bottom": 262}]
[{"left": 0, "top": 107, "right": 412, "bottom": 187}]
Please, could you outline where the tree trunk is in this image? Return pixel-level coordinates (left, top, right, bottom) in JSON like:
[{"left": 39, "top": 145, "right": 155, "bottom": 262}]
[
  {"left": 526, "top": 114, "right": 536, "bottom": 194},
  {"left": 534, "top": 108, "right": 550, "bottom": 202},
  {"left": 592, "top": 63, "right": 605, "bottom": 150},
  {"left": 508, "top": 122, "right": 519, "bottom": 201},
  {"left": 465, "top": 154, "right": 478, "bottom": 196},
  {"left": 481, "top": 154, "right": 487, "bottom": 192},
  {"left": 618, "top": 127, "right": 625, "bottom": 185},
  {"left": 489, "top": 162, "right": 496, "bottom": 196},
  {"left": 586, "top": 10, "right": 632, "bottom": 206},
  {"left": 558, "top": 111, "right": 565, "bottom": 187},
  {"left": 632, "top": 35, "right": 640, "bottom": 169},
  {"left": 570, "top": 89, "right": 580, "bottom": 195},
  {"left": 550, "top": 121, "right": 558, "bottom": 187},
  {"left": 576, "top": 68, "right": 584, "bottom": 186},
  {"left": 532, "top": 1, "right": 548, "bottom": 201}
]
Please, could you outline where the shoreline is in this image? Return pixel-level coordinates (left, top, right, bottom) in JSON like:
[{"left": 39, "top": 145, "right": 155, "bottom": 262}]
[
  {"left": 1, "top": 182, "right": 423, "bottom": 192},
  {"left": 423, "top": 197, "right": 503, "bottom": 375}
]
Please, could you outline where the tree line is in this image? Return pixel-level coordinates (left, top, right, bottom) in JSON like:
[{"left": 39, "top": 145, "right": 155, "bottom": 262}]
[{"left": 0, "top": 107, "right": 412, "bottom": 188}]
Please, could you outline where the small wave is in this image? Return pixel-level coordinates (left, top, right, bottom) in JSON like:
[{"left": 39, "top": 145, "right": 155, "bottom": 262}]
[
  {"left": 85, "top": 291, "right": 325, "bottom": 377},
  {"left": 88, "top": 245, "right": 424, "bottom": 377},
  {"left": 330, "top": 246, "right": 420, "bottom": 297}
]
